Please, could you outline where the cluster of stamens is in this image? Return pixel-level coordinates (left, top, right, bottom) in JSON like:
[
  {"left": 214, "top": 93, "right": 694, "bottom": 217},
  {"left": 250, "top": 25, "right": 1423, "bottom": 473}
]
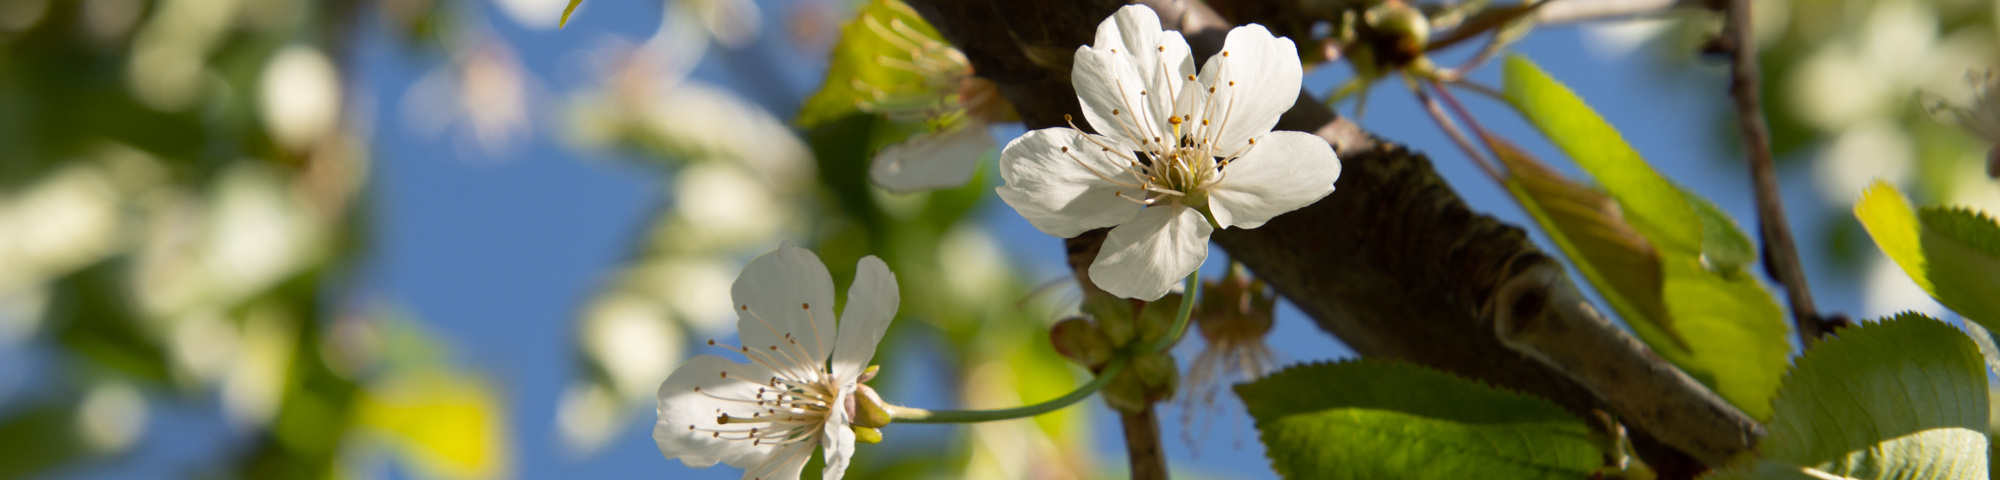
[
  {"left": 853, "top": 13, "right": 973, "bottom": 124},
  {"left": 1061, "top": 49, "right": 1259, "bottom": 208},
  {"left": 685, "top": 303, "right": 840, "bottom": 449}
]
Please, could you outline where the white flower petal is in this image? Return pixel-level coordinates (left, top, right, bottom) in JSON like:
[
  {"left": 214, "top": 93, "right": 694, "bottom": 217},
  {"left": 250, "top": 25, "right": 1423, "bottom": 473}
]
[
  {"left": 653, "top": 355, "right": 783, "bottom": 468},
  {"left": 743, "top": 441, "right": 814, "bottom": 480},
  {"left": 868, "top": 122, "right": 994, "bottom": 193},
  {"left": 832, "top": 256, "right": 898, "bottom": 385},
  {"left": 996, "top": 128, "right": 1146, "bottom": 238},
  {"left": 820, "top": 393, "right": 857, "bottom": 480},
  {"left": 1194, "top": 24, "right": 1302, "bottom": 151},
  {"left": 1207, "top": 131, "right": 1341, "bottom": 229},
  {"left": 1090, "top": 205, "right": 1212, "bottom": 300},
  {"left": 731, "top": 243, "right": 838, "bottom": 366},
  {"left": 1074, "top": 5, "right": 1194, "bottom": 148}
]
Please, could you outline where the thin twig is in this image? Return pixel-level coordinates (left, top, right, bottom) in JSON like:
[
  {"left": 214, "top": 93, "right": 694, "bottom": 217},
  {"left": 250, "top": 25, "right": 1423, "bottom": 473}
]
[
  {"left": 1408, "top": 75, "right": 1504, "bottom": 183},
  {"left": 1721, "top": 0, "right": 1827, "bottom": 345},
  {"left": 1121, "top": 404, "right": 1169, "bottom": 480}
]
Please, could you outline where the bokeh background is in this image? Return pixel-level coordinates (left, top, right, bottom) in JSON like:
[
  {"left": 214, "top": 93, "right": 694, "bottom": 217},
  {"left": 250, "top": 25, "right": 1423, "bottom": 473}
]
[{"left": 0, "top": 0, "right": 1992, "bottom": 478}]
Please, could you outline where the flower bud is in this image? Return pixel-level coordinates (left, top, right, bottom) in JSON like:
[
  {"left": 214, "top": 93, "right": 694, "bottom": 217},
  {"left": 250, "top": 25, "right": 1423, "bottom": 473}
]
[
  {"left": 852, "top": 425, "right": 884, "bottom": 444},
  {"left": 1082, "top": 294, "right": 1137, "bottom": 346},
  {"left": 850, "top": 384, "right": 893, "bottom": 429},
  {"left": 1049, "top": 316, "right": 1114, "bottom": 370},
  {"left": 1100, "top": 366, "right": 1149, "bottom": 413},
  {"left": 1365, "top": 0, "right": 1430, "bottom": 59},
  {"left": 1132, "top": 352, "right": 1179, "bottom": 403}
]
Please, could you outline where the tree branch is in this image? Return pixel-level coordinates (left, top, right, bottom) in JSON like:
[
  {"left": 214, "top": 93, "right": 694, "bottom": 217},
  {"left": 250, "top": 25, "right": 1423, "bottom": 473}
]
[
  {"left": 1120, "top": 406, "right": 1170, "bottom": 480},
  {"left": 1718, "top": 0, "right": 1832, "bottom": 345},
  {"left": 905, "top": 0, "right": 1761, "bottom": 473}
]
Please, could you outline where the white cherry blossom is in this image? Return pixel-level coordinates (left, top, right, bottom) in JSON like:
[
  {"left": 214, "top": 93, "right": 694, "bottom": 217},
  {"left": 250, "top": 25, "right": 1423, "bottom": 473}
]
[
  {"left": 654, "top": 243, "right": 899, "bottom": 480},
  {"left": 996, "top": 5, "right": 1341, "bottom": 300}
]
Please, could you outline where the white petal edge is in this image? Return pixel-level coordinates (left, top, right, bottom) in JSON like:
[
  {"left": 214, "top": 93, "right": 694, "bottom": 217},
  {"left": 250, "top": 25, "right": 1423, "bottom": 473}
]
[
  {"left": 868, "top": 122, "right": 993, "bottom": 193},
  {"left": 654, "top": 355, "right": 783, "bottom": 469},
  {"left": 741, "top": 441, "right": 814, "bottom": 480},
  {"left": 1193, "top": 24, "right": 1302, "bottom": 152},
  {"left": 1206, "top": 131, "right": 1341, "bottom": 229},
  {"left": 996, "top": 128, "right": 1146, "bottom": 238},
  {"left": 832, "top": 255, "right": 898, "bottom": 385},
  {"left": 1090, "top": 205, "right": 1213, "bottom": 300},
  {"left": 1074, "top": 5, "right": 1193, "bottom": 149},
  {"left": 819, "top": 390, "right": 857, "bottom": 480},
  {"left": 731, "top": 242, "right": 839, "bottom": 366}
]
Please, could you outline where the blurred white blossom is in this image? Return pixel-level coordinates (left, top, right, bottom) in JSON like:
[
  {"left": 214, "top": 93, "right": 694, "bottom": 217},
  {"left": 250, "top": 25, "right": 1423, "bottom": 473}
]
[
  {"left": 582, "top": 291, "right": 685, "bottom": 401},
  {"left": 492, "top": 0, "right": 568, "bottom": 30},
  {"left": 260, "top": 45, "right": 344, "bottom": 151},
  {"left": 671, "top": 163, "right": 788, "bottom": 250},
  {"left": 569, "top": 47, "right": 813, "bottom": 187},
  {"left": 1814, "top": 121, "right": 1914, "bottom": 204},
  {"left": 673, "top": 0, "right": 760, "bottom": 48},
  {"left": 556, "top": 382, "right": 629, "bottom": 455},
  {"left": 222, "top": 304, "right": 299, "bottom": 428},
  {"left": 126, "top": 0, "right": 241, "bottom": 111},
  {"left": 76, "top": 381, "right": 148, "bottom": 454},
  {"left": 405, "top": 38, "right": 534, "bottom": 161}
]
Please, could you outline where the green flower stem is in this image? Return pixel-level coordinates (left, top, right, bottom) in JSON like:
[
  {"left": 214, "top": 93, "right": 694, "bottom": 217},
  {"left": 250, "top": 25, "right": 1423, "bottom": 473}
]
[
  {"left": 1146, "top": 271, "right": 1201, "bottom": 354},
  {"left": 888, "top": 356, "right": 1128, "bottom": 424}
]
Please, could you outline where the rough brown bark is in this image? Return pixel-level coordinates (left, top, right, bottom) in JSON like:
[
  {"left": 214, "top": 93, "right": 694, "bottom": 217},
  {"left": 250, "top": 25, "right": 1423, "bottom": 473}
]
[{"left": 904, "top": 0, "right": 1762, "bottom": 474}]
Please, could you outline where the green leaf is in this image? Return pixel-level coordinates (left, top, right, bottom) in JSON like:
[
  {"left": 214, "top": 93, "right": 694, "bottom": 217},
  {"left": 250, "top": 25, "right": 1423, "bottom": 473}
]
[
  {"left": 1501, "top": 55, "right": 1701, "bottom": 252},
  {"left": 1681, "top": 186, "right": 1757, "bottom": 276},
  {"left": 1853, "top": 182, "right": 2000, "bottom": 327},
  {"left": 1919, "top": 208, "right": 2000, "bottom": 325},
  {"left": 1487, "top": 137, "right": 1680, "bottom": 349},
  {"left": 1856, "top": 182, "right": 1932, "bottom": 291},
  {"left": 1960, "top": 321, "right": 2000, "bottom": 375},
  {"left": 1236, "top": 360, "right": 1600, "bottom": 480},
  {"left": 560, "top": 0, "right": 583, "bottom": 28},
  {"left": 1500, "top": 55, "right": 1789, "bottom": 420},
  {"left": 1707, "top": 314, "right": 1989, "bottom": 480},
  {"left": 1655, "top": 257, "right": 1788, "bottom": 421},
  {"left": 797, "top": 0, "right": 954, "bottom": 128}
]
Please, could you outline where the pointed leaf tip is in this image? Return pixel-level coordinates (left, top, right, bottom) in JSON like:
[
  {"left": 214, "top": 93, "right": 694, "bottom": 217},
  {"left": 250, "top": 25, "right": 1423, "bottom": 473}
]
[{"left": 559, "top": 0, "right": 585, "bottom": 28}]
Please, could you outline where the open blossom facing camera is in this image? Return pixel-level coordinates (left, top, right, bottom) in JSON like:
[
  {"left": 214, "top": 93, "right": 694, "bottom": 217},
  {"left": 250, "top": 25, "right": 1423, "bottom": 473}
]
[
  {"left": 996, "top": 5, "right": 1341, "bottom": 300},
  {"left": 654, "top": 243, "right": 899, "bottom": 480}
]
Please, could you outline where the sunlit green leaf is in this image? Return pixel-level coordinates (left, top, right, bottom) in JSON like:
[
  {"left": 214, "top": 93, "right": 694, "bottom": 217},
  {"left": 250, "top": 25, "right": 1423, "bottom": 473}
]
[
  {"left": 1500, "top": 55, "right": 1789, "bottom": 420},
  {"left": 1502, "top": 55, "right": 1701, "bottom": 252},
  {"left": 1854, "top": 181, "right": 2000, "bottom": 327},
  {"left": 1681, "top": 187, "right": 1757, "bottom": 276},
  {"left": 1707, "top": 314, "right": 1989, "bottom": 480},
  {"left": 356, "top": 370, "right": 511, "bottom": 480},
  {"left": 1488, "top": 137, "right": 1679, "bottom": 348},
  {"left": 1855, "top": 182, "right": 1931, "bottom": 290},
  {"left": 1237, "top": 360, "right": 1600, "bottom": 479}
]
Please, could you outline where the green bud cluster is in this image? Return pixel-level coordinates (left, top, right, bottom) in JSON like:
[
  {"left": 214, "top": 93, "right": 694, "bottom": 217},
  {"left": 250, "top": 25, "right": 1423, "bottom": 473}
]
[{"left": 1049, "top": 288, "right": 1194, "bottom": 413}]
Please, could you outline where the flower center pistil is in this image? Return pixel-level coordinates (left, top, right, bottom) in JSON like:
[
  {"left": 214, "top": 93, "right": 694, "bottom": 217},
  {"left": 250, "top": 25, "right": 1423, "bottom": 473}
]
[{"left": 686, "top": 304, "right": 843, "bottom": 448}]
